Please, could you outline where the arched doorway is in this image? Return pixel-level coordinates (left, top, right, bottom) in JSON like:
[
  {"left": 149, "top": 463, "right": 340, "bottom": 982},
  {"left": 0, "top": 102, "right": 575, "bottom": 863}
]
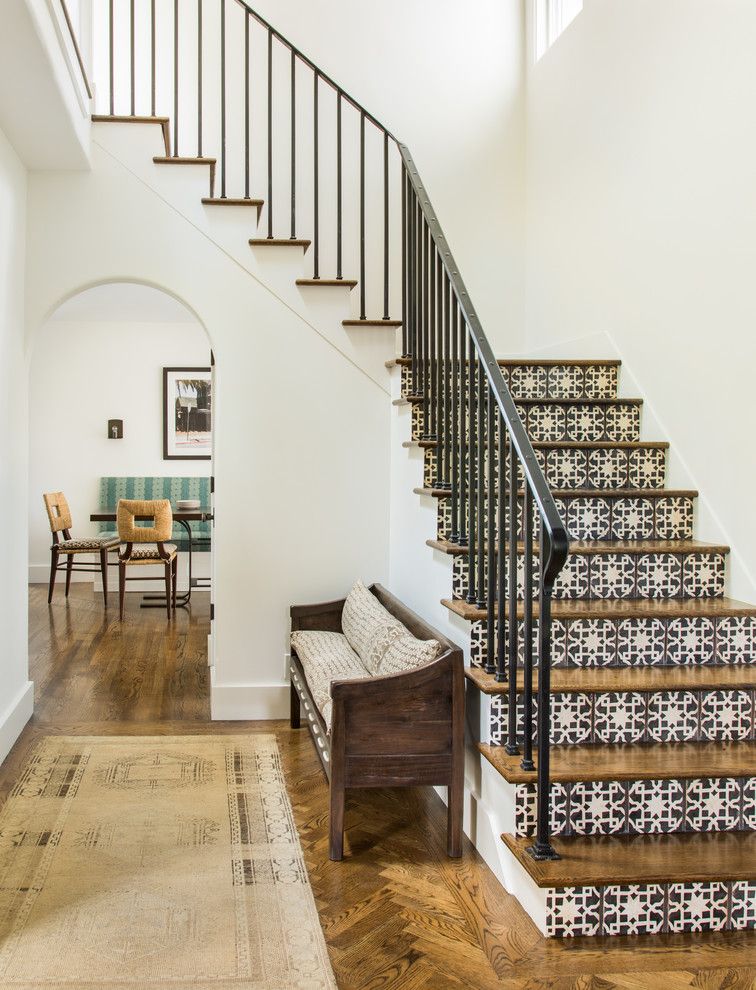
[{"left": 28, "top": 280, "right": 215, "bottom": 717}]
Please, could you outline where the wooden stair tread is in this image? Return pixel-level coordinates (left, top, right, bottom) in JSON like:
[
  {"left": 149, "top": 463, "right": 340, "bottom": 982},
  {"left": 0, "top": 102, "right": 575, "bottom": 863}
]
[
  {"left": 478, "top": 740, "right": 756, "bottom": 783},
  {"left": 443, "top": 595, "right": 756, "bottom": 622},
  {"left": 414, "top": 487, "right": 697, "bottom": 500},
  {"left": 343, "top": 319, "right": 403, "bottom": 327},
  {"left": 296, "top": 278, "right": 357, "bottom": 288},
  {"left": 502, "top": 831, "right": 756, "bottom": 887},
  {"left": 464, "top": 663, "right": 755, "bottom": 695},
  {"left": 429, "top": 537, "right": 729, "bottom": 557},
  {"left": 387, "top": 356, "right": 622, "bottom": 369},
  {"left": 201, "top": 197, "right": 263, "bottom": 207},
  {"left": 153, "top": 155, "right": 216, "bottom": 165},
  {"left": 93, "top": 114, "right": 169, "bottom": 124},
  {"left": 249, "top": 238, "right": 311, "bottom": 248},
  {"left": 403, "top": 439, "right": 669, "bottom": 450},
  {"left": 91, "top": 115, "right": 171, "bottom": 155}
]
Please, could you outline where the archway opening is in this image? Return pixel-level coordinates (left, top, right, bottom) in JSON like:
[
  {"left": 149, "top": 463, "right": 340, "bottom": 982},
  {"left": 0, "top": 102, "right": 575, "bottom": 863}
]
[{"left": 28, "top": 281, "right": 215, "bottom": 719}]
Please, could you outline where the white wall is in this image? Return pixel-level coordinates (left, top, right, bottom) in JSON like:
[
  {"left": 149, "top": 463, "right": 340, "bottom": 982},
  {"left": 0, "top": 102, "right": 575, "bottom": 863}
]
[
  {"left": 90, "top": 0, "right": 527, "bottom": 353},
  {"left": 26, "top": 140, "right": 391, "bottom": 720},
  {"left": 524, "top": 0, "right": 756, "bottom": 601},
  {"left": 29, "top": 308, "right": 209, "bottom": 583},
  {"left": 0, "top": 125, "right": 34, "bottom": 760}
]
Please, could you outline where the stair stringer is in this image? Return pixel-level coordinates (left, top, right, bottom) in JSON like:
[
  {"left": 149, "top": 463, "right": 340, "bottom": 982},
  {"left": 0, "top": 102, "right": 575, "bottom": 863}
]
[
  {"left": 92, "top": 119, "right": 399, "bottom": 390},
  {"left": 26, "top": 142, "right": 393, "bottom": 719},
  {"left": 387, "top": 363, "right": 549, "bottom": 935}
]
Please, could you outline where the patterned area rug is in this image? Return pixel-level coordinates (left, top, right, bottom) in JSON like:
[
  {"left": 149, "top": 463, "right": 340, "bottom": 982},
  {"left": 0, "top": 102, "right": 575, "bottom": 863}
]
[{"left": 0, "top": 735, "right": 336, "bottom": 989}]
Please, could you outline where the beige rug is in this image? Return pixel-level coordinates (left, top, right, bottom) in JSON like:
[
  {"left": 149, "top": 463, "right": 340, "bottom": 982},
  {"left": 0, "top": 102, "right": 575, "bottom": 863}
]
[{"left": 0, "top": 735, "right": 336, "bottom": 989}]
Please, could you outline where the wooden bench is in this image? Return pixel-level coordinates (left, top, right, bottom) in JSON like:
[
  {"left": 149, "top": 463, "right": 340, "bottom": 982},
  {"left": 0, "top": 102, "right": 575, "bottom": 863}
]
[{"left": 289, "top": 583, "right": 464, "bottom": 861}]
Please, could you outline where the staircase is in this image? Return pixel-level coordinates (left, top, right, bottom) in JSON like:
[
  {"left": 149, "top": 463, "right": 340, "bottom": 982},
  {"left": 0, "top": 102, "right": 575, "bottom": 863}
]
[
  {"left": 88, "top": 1, "right": 754, "bottom": 940},
  {"left": 397, "top": 355, "right": 756, "bottom": 937}
]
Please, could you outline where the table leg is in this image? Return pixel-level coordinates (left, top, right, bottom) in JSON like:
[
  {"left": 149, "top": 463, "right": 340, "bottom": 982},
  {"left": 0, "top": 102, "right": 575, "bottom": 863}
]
[{"left": 140, "top": 519, "right": 194, "bottom": 609}]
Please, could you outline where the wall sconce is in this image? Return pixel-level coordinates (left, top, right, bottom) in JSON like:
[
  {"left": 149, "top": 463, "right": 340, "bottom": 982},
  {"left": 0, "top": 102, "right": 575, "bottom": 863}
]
[{"left": 108, "top": 419, "right": 123, "bottom": 439}]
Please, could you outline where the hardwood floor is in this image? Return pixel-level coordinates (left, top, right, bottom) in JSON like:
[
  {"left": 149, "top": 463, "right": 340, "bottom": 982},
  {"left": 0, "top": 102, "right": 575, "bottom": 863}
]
[{"left": 6, "top": 584, "right": 754, "bottom": 990}]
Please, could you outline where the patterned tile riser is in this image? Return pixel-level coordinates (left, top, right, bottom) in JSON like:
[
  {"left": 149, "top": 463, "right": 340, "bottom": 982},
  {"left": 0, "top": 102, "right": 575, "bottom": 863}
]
[
  {"left": 469, "top": 615, "right": 756, "bottom": 669},
  {"left": 432, "top": 493, "right": 693, "bottom": 542},
  {"left": 546, "top": 881, "right": 756, "bottom": 937},
  {"left": 402, "top": 363, "right": 619, "bottom": 401},
  {"left": 423, "top": 446, "right": 668, "bottom": 491},
  {"left": 515, "top": 777, "right": 756, "bottom": 838},
  {"left": 488, "top": 688, "right": 756, "bottom": 746},
  {"left": 413, "top": 401, "right": 641, "bottom": 445},
  {"left": 452, "top": 551, "right": 726, "bottom": 602}
]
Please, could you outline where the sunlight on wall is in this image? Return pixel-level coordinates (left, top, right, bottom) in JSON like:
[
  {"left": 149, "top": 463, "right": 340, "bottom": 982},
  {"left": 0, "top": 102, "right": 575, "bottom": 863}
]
[{"left": 535, "top": 0, "right": 583, "bottom": 60}]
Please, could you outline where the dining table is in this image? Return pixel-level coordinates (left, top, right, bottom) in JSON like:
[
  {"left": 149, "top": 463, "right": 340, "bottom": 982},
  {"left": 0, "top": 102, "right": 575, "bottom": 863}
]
[{"left": 89, "top": 505, "right": 213, "bottom": 609}]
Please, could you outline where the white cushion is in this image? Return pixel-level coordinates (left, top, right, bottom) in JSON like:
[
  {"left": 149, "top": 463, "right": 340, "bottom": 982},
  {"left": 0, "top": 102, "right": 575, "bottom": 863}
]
[
  {"left": 377, "top": 627, "right": 441, "bottom": 676},
  {"left": 290, "top": 630, "right": 368, "bottom": 729},
  {"left": 341, "top": 580, "right": 402, "bottom": 673}
]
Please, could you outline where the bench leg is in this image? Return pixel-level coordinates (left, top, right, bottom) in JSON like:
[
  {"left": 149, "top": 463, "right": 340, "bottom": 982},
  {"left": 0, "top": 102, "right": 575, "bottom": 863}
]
[
  {"left": 290, "top": 681, "right": 301, "bottom": 729},
  {"left": 329, "top": 781, "right": 345, "bottom": 861},
  {"left": 447, "top": 771, "right": 463, "bottom": 858}
]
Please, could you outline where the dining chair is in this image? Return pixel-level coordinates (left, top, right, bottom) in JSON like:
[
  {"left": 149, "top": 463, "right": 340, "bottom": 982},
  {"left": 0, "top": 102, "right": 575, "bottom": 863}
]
[
  {"left": 116, "top": 498, "right": 177, "bottom": 620},
  {"left": 43, "top": 491, "right": 121, "bottom": 606}
]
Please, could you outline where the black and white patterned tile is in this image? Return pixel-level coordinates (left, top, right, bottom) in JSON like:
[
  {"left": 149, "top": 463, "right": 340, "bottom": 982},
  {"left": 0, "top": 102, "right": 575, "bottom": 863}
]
[
  {"left": 453, "top": 548, "right": 726, "bottom": 602},
  {"left": 489, "top": 688, "right": 756, "bottom": 746},
  {"left": 517, "top": 402, "right": 641, "bottom": 444},
  {"left": 546, "top": 880, "right": 756, "bottom": 937},
  {"left": 515, "top": 775, "right": 753, "bottom": 839},
  {"left": 470, "top": 612, "right": 756, "bottom": 668}
]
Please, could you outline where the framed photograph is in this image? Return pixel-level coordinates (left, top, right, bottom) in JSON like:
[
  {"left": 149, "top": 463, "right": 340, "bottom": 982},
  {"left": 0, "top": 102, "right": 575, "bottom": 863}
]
[{"left": 163, "top": 367, "right": 212, "bottom": 460}]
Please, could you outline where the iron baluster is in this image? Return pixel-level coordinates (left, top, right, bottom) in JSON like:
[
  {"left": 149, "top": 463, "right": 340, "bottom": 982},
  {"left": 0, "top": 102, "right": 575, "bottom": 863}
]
[
  {"left": 466, "top": 352, "right": 478, "bottom": 604},
  {"left": 336, "top": 92, "right": 342, "bottom": 278},
  {"left": 150, "top": 0, "right": 156, "bottom": 117},
  {"left": 108, "top": 0, "right": 114, "bottom": 114},
  {"left": 449, "top": 297, "right": 459, "bottom": 542},
  {"left": 313, "top": 70, "right": 319, "bottom": 274},
  {"left": 173, "top": 0, "right": 179, "bottom": 155},
  {"left": 383, "top": 130, "right": 389, "bottom": 320},
  {"left": 526, "top": 526, "right": 561, "bottom": 861},
  {"left": 359, "top": 111, "right": 366, "bottom": 319},
  {"left": 401, "top": 165, "right": 407, "bottom": 355},
  {"left": 485, "top": 389, "right": 497, "bottom": 674},
  {"left": 290, "top": 50, "right": 296, "bottom": 236},
  {"left": 199, "top": 0, "right": 204, "bottom": 159},
  {"left": 476, "top": 364, "right": 486, "bottom": 609},
  {"left": 266, "top": 27, "right": 273, "bottom": 237},
  {"left": 130, "top": 0, "right": 135, "bottom": 116},
  {"left": 457, "top": 322, "right": 468, "bottom": 546},
  {"left": 496, "top": 417, "right": 507, "bottom": 683},
  {"left": 521, "top": 482, "right": 535, "bottom": 771},
  {"left": 506, "top": 446, "right": 519, "bottom": 755}
]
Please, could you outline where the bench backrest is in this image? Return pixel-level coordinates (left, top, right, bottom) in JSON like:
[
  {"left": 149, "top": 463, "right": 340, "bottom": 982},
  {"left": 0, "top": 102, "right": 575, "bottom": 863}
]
[{"left": 98, "top": 476, "right": 211, "bottom": 550}]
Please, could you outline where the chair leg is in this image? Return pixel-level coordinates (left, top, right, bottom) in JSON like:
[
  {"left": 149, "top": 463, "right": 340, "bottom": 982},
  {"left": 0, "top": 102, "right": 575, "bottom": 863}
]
[
  {"left": 290, "top": 681, "right": 301, "bottom": 729},
  {"left": 99, "top": 547, "right": 109, "bottom": 608},
  {"left": 329, "top": 781, "right": 345, "bottom": 861},
  {"left": 65, "top": 555, "right": 73, "bottom": 597},
  {"left": 164, "top": 563, "right": 172, "bottom": 619},
  {"left": 48, "top": 548, "right": 59, "bottom": 604},
  {"left": 118, "top": 562, "right": 126, "bottom": 620},
  {"left": 171, "top": 556, "right": 178, "bottom": 610}
]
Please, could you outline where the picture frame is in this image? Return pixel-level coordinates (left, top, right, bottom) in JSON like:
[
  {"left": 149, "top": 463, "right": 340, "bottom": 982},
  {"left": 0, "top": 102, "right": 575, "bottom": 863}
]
[{"left": 163, "top": 367, "right": 212, "bottom": 460}]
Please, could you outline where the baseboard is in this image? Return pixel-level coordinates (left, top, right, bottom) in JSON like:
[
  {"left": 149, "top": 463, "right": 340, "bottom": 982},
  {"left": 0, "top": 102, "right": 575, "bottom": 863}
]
[
  {"left": 210, "top": 670, "right": 288, "bottom": 720},
  {"left": 0, "top": 681, "right": 34, "bottom": 766}
]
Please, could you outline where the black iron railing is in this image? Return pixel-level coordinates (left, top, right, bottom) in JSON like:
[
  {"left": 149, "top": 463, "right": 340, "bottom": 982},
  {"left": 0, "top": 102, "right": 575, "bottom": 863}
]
[
  {"left": 59, "top": 0, "right": 93, "bottom": 99},
  {"left": 96, "top": 0, "right": 569, "bottom": 860}
]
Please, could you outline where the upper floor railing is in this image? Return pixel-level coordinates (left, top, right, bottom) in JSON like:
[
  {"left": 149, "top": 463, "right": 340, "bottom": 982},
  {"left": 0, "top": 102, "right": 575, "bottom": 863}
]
[{"left": 93, "top": 0, "right": 569, "bottom": 860}]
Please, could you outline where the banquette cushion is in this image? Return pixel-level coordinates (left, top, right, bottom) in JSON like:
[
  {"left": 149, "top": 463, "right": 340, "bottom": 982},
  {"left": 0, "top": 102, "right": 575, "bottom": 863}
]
[{"left": 291, "top": 581, "right": 441, "bottom": 730}]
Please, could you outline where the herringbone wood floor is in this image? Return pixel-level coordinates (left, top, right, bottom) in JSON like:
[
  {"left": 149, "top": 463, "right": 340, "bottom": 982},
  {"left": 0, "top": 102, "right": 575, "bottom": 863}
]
[{"left": 5, "top": 584, "right": 754, "bottom": 989}]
